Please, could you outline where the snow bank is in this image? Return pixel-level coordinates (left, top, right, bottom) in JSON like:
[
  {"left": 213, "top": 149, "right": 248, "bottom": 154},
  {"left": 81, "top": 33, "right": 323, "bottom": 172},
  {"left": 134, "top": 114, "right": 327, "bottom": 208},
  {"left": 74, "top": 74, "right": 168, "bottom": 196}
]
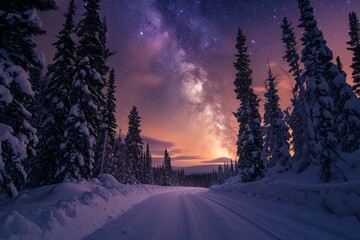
[
  {"left": 211, "top": 150, "right": 360, "bottom": 220},
  {"left": 0, "top": 175, "right": 186, "bottom": 240},
  {"left": 211, "top": 176, "right": 360, "bottom": 219}
]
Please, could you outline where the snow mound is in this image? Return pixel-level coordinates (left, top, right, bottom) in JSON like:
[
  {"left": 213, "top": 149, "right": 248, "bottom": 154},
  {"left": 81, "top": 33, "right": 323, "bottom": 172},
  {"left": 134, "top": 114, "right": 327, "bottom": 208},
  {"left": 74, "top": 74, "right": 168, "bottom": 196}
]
[
  {"left": 0, "top": 174, "right": 187, "bottom": 240},
  {"left": 211, "top": 150, "right": 360, "bottom": 220}
]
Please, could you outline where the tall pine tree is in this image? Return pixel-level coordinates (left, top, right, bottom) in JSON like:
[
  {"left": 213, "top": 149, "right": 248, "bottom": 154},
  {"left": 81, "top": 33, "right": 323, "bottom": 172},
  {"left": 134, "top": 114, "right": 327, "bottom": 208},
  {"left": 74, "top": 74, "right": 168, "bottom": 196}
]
[
  {"left": 76, "top": 0, "right": 108, "bottom": 138},
  {"left": 30, "top": 0, "right": 77, "bottom": 187},
  {"left": 62, "top": 0, "right": 107, "bottom": 180},
  {"left": 0, "top": 0, "right": 56, "bottom": 197},
  {"left": 347, "top": 11, "right": 360, "bottom": 98},
  {"left": 125, "top": 106, "right": 143, "bottom": 183},
  {"left": 262, "top": 67, "right": 291, "bottom": 172},
  {"left": 281, "top": 16, "right": 314, "bottom": 172},
  {"left": 233, "top": 28, "right": 264, "bottom": 182},
  {"left": 298, "top": 0, "right": 347, "bottom": 181},
  {"left": 281, "top": 17, "right": 303, "bottom": 98},
  {"left": 301, "top": 1, "right": 360, "bottom": 158}
]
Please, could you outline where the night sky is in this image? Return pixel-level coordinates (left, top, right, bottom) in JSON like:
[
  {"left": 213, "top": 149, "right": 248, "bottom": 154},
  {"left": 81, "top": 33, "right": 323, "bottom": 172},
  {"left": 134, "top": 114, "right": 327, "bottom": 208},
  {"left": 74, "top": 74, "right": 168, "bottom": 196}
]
[{"left": 37, "top": 0, "right": 360, "bottom": 167}]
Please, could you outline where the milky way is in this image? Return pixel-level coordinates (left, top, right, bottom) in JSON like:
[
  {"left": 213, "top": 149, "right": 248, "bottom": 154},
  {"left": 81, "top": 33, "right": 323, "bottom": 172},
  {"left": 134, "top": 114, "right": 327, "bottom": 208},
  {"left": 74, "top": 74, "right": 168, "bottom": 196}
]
[{"left": 37, "top": 0, "right": 360, "bottom": 166}]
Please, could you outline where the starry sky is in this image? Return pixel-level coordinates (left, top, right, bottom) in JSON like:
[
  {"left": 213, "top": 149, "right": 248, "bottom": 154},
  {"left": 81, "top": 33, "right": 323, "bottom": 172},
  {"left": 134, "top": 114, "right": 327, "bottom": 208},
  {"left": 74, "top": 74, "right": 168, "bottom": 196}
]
[{"left": 37, "top": 0, "right": 360, "bottom": 167}]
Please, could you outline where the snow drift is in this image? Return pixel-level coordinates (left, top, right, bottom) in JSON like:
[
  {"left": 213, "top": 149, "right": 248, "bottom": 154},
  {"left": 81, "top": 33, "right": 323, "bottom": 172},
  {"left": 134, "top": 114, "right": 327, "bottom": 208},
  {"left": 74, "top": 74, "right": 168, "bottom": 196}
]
[
  {"left": 0, "top": 174, "right": 186, "bottom": 240},
  {"left": 211, "top": 150, "right": 360, "bottom": 220}
]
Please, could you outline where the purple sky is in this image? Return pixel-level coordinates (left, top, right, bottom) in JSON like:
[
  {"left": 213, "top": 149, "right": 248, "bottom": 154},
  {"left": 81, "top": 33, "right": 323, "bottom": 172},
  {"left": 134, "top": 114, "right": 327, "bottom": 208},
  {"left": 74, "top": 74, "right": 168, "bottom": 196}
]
[{"left": 36, "top": 0, "right": 360, "bottom": 166}]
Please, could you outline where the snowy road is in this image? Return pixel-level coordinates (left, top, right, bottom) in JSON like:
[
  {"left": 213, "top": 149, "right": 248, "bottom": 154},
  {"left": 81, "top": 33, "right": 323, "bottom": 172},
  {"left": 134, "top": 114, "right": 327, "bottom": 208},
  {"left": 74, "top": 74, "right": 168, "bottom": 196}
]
[{"left": 84, "top": 188, "right": 359, "bottom": 240}]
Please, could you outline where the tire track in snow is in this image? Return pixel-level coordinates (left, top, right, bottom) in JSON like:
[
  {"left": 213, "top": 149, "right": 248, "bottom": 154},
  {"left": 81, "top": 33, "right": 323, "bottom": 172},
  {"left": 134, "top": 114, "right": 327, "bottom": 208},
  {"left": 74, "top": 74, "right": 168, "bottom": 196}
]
[
  {"left": 199, "top": 192, "right": 349, "bottom": 240},
  {"left": 196, "top": 194, "right": 286, "bottom": 240},
  {"left": 185, "top": 192, "right": 247, "bottom": 240}
]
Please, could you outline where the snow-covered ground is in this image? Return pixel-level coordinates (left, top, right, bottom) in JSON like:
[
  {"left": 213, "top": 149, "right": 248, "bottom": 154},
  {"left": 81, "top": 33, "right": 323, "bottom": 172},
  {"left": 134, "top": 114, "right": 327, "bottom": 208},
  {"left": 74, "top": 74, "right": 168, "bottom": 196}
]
[
  {"left": 1, "top": 149, "right": 360, "bottom": 240},
  {"left": 211, "top": 150, "right": 360, "bottom": 220},
  {"left": 0, "top": 175, "right": 188, "bottom": 240},
  {"left": 85, "top": 188, "right": 359, "bottom": 240}
]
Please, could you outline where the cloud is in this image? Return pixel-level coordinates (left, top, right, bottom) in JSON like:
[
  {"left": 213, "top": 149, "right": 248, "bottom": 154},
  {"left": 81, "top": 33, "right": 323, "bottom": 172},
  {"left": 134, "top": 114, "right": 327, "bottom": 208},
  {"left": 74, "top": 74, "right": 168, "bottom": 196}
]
[
  {"left": 169, "top": 148, "right": 183, "bottom": 154},
  {"left": 142, "top": 135, "right": 175, "bottom": 151},
  {"left": 201, "top": 157, "right": 232, "bottom": 164},
  {"left": 172, "top": 155, "right": 205, "bottom": 161},
  {"left": 253, "top": 86, "right": 265, "bottom": 94}
]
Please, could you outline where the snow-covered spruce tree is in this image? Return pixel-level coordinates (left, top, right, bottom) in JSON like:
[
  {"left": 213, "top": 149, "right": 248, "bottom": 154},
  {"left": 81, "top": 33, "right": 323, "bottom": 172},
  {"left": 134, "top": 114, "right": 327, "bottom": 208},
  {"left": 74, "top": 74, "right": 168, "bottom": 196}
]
[
  {"left": 302, "top": 1, "right": 360, "bottom": 156},
  {"left": 62, "top": 82, "right": 96, "bottom": 180},
  {"left": 347, "top": 11, "right": 360, "bottom": 98},
  {"left": 30, "top": 0, "right": 77, "bottom": 187},
  {"left": 233, "top": 28, "right": 264, "bottom": 182},
  {"left": 298, "top": 0, "right": 349, "bottom": 181},
  {"left": 100, "top": 68, "right": 118, "bottom": 175},
  {"left": 332, "top": 56, "right": 360, "bottom": 152},
  {"left": 330, "top": 69, "right": 360, "bottom": 153},
  {"left": 77, "top": 0, "right": 108, "bottom": 79},
  {"left": 0, "top": 1, "right": 55, "bottom": 197},
  {"left": 0, "top": 0, "right": 56, "bottom": 92},
  {"left": 298, "top": 0, "right": 334, "bottom": 182},
  {"left": 61, "top": 0, "right": 108, "bottom": 181},
  {"left": 281, "top": 17, "right": 315, "bottom": 172},
  {"left": 0, "top": 1, "right": 57, "bottom": 132},
  {"left": 143, "top": 143, "right": 152, "bottom": 184},
  {"left": 262, "top": 67, "right": 291, "bottom": 172},
  {"left": 162, "top": 149, "right": 172, "bottom": 186},
  {"left": 281, "top": 17, "right": 303, "bottom": 98},
  {"left": 0, "top": 58, "right": 35, "bottom": 197},
  {"left": 125, "top": 106, "right": 143, "bottom": 183}
]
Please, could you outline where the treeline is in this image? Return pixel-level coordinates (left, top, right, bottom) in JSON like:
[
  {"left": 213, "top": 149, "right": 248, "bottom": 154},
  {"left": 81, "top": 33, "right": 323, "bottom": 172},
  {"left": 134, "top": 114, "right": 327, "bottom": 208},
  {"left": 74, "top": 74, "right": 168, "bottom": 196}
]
[
  {"left": 217, "top": 160, "right": 238, "bottom": 185},
  {"left": 227, "top": 0, "right": 360, "bottom": 185},
  {"left": 110, "top": 117, "right": 174, "bottom": 187},
  {"left": 110, "top": 111, "right": 217, "bottom": 188},
  {"left": 151, "top": 167, "right": 217, "bottom": 188}
]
